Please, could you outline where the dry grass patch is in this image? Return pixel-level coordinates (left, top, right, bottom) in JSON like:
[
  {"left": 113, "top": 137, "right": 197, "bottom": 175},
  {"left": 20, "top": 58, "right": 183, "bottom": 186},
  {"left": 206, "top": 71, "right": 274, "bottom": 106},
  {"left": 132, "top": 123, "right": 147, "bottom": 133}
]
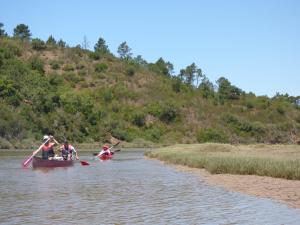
[{"left": 145, "top": 143, "right": 300, "bottom": 180}]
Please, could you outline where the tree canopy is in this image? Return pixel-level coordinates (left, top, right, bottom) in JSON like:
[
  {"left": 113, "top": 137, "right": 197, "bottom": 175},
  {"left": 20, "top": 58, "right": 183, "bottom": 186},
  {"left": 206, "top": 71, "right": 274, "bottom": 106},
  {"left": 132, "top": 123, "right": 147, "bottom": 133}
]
[
  {"left": 13, "top": 24, "right": 31, "bottom": 40},
  {"left": 94, "top": 37, "right": 110, "bottom": 53},
  {"left": 117, "top": 41, "right": 132, "bottom": 60}
]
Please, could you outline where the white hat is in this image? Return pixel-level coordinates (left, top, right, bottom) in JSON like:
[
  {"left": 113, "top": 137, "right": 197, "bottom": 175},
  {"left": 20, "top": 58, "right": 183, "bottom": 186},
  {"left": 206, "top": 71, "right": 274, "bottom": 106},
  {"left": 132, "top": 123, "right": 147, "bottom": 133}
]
[{"left": 43, "top": 135, "right": 50, "bottom": 141}]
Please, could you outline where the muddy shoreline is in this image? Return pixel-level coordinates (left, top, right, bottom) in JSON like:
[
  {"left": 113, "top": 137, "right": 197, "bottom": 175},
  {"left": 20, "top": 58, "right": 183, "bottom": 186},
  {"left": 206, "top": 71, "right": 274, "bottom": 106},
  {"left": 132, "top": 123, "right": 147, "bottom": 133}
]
[
  {"left": 173, "top": 164, "right": 300, "bottom": 210},
  {"left": 148, "top": 155, "right": 300, "bottom": 210}
]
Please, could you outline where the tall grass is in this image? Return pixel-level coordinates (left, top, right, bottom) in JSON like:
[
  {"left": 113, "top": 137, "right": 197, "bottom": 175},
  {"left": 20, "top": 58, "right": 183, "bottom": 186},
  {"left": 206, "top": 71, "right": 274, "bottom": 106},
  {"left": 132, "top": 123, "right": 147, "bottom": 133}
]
[{"left": 145, "top": 143, "right": 300, "bottom": 180}]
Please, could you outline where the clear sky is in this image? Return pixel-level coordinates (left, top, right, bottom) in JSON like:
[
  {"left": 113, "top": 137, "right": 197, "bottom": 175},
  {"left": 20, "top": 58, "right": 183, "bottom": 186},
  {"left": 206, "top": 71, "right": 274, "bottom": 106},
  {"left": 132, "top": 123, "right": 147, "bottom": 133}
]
[{"left": 1, "top": 0, "right": 300, "bottom": 97}]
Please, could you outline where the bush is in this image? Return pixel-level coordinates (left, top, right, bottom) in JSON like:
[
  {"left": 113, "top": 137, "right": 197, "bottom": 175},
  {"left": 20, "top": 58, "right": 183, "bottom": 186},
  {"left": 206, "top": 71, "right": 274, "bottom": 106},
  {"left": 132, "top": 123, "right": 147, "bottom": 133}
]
[
  {"left": 0, "top": 39, "right": 22, "bottom": 58},
  {"left": 111, "top": 128, "right": 133, "bottom": 142},
  {"left": 131, "top": 112, "right": 145, "bottom": 127},
  {"left": 50, "top": 60, "right": 60, "bottom": 70},
  {"left": 197, "top": 128, "right": 228, "bottom": 143},
  {"left": 145, "top": 127, "right": 162, "bottom": 142},
  {"left": 62, "top": 72, "right": 83, "bottom": 84},
  {"left": 89, "top": 52, "right": 100, "bottom": 60},
  {"left": 276, "top": 106, "right": 285, "bottom": 115},
  {"left": 76, "top": 63, "right": 85, "bottom": 70},
  {"left": 95, "top": 63, "right": 108, "bottom": 73},
  {"left": 126, "top": 67, "right": 135, "bottom": 76},
  {"left": 49, "top": 74, "right": 64, "bottom": 86},
  {"left": 31, "top": 38, "right": 46, "bottom": 50},
  {"left": 159, "top": 103, "right": 178, "bottom": 123},
  {"left": 0, "top": 137, "right": 13, "bottom": 149},
  {"left": 29, "top": 57, "right": 44, "bottom": 74},
  {"left": 63, "top": 64, "right": 75, "bottom": 71},
  {"left": 148, "top": 102, "right": 179, "bottom": 123},
  {"left": 103, "top": 89, "right": 113, "bottom": 102},
  {"left": 245, "top": 100, "right": 255, "bottom": 109},
  {"left": 224, "top": 113, "right": 266, "bottom": 136}
]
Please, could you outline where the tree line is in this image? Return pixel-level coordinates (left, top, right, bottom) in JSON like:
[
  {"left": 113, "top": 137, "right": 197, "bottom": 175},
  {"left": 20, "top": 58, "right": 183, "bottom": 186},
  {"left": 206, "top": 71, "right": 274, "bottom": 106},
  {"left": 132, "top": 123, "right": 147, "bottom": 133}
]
[{"left": 0, "top": 22, "right": 299, "bottom": 147}]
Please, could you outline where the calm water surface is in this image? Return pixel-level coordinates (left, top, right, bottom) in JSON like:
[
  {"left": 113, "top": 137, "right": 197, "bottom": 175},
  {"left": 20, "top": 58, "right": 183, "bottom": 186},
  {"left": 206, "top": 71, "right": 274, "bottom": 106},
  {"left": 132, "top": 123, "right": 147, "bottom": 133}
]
[{"left": 0, "top": 150, "right": 299, "bottom": 225}]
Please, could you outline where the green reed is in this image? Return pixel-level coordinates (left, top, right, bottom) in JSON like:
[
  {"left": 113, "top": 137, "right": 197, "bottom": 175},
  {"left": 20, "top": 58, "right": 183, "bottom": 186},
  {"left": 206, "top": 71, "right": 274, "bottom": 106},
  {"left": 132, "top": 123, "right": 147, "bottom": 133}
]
[{"left": 145, "top": 143, "right": 300, "bottom": 180}]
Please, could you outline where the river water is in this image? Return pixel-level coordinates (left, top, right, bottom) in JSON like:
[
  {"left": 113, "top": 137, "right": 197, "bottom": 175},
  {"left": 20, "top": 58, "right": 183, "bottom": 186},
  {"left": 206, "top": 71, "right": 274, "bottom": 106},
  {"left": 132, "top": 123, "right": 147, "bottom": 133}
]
[{"left": 0, "top": 150, "right": 300, "bottom": 225}]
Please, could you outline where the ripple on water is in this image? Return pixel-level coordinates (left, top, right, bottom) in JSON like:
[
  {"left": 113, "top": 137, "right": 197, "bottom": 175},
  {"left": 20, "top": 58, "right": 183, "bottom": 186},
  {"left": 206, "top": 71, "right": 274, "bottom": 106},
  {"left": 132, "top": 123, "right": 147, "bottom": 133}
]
[{"left": 0, "top": 151, "right": 300, "bottom": 225}]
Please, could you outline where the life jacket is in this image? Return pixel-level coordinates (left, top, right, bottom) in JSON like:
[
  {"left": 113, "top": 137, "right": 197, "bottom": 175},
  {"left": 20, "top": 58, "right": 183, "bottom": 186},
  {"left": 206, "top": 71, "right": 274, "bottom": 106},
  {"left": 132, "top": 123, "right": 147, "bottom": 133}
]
[
  {"left": 100, "top": 149, "right": 111, "bottom": 156},
  {"left": 61, "top": 144, "right": 73, "bottom": 160},
  {"left": 42, "top": 143, "right": 55, "bottom": 159}
]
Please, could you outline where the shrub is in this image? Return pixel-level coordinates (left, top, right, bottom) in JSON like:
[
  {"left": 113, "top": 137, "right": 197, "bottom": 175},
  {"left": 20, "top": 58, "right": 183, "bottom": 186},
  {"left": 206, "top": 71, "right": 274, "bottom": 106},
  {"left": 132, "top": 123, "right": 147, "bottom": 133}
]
[
  {"left": 103, "top": 89, "right": 113, "bottom": 102},
  {"left": 49, "top": 74, "right": 64, "bottom": 85},
  {"left": 29, "top": 57, "right": 44, "bottom": 74},
  {"left": 76, "top": 63, "right": 85, "bottom": 70},
  {"left": 172, "top": 77, "right": 182, "bottom": 93},
  {"left": 63, "top": 64, "right": 75, "bottom": 71},
  {"left": 145, "top": 127, "right": 162, "bottom": 142},
  {"left": 89, "top": 52, "right": 100, "bottom": 60},
  {"left": 31, "top": 38, "right": 46, "bottom": 50},
  {"left": 224, "top": 113, "right": 266, "bottom": 136},
  {"left": 62, "top": 72, "right": 82, "bottom": 84},
  {"left": 0, "top": 39, "right": 22, "bottom": 57},
  {"left": 126, "top": 67, "right": 135, "bottom": 76},
  {"left": 245, "top": 100, "right": 254, "bottom": 109},
  {"left": 111, "top": 128, "right": 133, "bottom": 142},
  {"left": 50, "top": 60, "right": 60, "bottom": 70},
  {"left": 95, "top": 63, "right": 108, "bottom": 73},
  {"left": 159, "top": 103, "right": 178, "bottom": 123},
  {"left": 276, "top": 106, "right": 285, "bottom": 115},
  {"left": 197, "top": 128, "right": 229, "bottom": 143},
  {"left": 0, "top": 137, "right": 13, "bottom": 149},
  {"left": 131, "top": 112, "right": 146, "bottom": 127}
]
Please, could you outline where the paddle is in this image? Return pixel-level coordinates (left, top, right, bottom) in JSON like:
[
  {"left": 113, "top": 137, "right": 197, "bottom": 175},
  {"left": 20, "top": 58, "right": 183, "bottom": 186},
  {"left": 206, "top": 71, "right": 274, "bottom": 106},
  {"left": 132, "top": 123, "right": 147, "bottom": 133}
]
[
  {"left": 95, "top": 142, "right": 120, "bottom": 158},
  {"left": 80, "top": 160, "right": 90, "bottom": 166},
  {"left": 111, "top": 149, "right": 121, "bottom": 155},
  {"left": 22, "top": 138, "right": 50, "bottom": 168}
]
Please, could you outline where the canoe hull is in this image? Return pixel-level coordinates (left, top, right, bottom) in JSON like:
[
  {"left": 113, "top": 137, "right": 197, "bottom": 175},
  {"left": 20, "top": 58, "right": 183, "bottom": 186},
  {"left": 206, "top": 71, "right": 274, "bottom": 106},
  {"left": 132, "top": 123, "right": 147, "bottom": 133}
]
[
  {"left": 32, "top": 156, "right": 74, "bottom": 168},
  {"left": 99, "top": 154, "right": 113, "bottom": 160}
]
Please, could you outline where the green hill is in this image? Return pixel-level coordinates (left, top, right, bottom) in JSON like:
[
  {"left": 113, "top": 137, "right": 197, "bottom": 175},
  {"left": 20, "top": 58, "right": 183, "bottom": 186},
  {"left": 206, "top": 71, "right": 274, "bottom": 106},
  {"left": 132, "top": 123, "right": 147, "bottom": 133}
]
[{"left": 0, "top": 28, "right": 299, "bottom": 148}]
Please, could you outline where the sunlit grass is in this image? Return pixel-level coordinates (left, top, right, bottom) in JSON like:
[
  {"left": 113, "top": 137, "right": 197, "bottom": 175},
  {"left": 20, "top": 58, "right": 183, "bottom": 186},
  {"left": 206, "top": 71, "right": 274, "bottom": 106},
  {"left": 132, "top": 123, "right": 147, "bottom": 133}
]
[{"left": 145, "top": 143, "right": 300, "bottom": 180}]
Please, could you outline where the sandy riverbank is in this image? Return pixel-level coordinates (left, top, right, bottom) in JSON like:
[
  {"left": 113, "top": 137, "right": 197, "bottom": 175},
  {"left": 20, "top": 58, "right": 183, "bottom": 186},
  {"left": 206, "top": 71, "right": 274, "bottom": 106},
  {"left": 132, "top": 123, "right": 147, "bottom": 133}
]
[{"left": 175, "top": 164, "right": 300, "bottom": 210}]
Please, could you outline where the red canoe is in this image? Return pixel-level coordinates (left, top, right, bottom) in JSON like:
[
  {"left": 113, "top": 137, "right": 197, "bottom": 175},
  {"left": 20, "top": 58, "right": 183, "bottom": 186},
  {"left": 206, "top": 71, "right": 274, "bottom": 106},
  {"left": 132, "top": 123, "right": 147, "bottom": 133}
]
[
  {"left": 32, "top": 156, "right": 74, "bottom": 168},
  {"left": 99, "top": 154, "right": 113, "bottom": 160}
]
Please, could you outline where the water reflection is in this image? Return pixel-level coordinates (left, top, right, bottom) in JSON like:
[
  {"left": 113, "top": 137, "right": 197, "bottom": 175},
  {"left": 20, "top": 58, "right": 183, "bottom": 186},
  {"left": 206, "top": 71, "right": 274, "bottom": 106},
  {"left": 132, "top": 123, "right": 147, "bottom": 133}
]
[{"left": 0, "top": 151, "right": 299, "bottom": 225}]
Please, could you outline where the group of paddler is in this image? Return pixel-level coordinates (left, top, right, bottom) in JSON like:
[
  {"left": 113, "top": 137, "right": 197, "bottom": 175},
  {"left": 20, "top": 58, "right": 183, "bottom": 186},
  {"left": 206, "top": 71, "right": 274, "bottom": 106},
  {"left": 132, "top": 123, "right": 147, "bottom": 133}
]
[
  {"left": 40, "top": 135, "right": 79, "bottom": 161},
  {"left": 22, "top": 134, "right": 120, "bottom": 168}
]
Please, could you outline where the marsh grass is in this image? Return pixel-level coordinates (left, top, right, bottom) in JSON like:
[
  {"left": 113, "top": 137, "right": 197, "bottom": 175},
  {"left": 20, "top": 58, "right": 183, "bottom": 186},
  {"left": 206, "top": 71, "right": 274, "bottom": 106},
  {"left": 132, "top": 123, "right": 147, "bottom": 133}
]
[{"left": 145, "top": 143, "right": 300, "bottom": 180}]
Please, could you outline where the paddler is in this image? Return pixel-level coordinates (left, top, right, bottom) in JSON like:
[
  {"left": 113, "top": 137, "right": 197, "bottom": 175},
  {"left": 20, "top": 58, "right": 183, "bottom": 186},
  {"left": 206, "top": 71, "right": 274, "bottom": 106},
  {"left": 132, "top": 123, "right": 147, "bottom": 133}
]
[
  {"left": 60, "top": 139, "right": 79, "bottom": 160},
  {"left": 98, "top": 144, "right": 112, "bottom": 157},
  {"left": 41, "top": 135, "right": 59, "bottom": 160}
]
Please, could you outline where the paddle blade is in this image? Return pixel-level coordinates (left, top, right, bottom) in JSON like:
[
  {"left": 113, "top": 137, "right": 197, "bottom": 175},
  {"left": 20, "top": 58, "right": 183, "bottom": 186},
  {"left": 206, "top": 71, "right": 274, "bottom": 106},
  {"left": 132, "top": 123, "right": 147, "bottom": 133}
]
[
  {"left": 22, "top": 155, "right": 33, "bottom": 168},
  {"left": 80, "top": 161, "right": 90, "bottom": 166}
]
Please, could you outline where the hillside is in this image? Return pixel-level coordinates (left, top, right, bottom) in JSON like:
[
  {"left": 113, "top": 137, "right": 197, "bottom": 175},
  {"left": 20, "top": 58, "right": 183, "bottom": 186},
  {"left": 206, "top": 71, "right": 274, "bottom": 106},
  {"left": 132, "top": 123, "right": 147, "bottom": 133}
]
[{"left": 0, "top": 35, "right": 300, "bottom": 148}]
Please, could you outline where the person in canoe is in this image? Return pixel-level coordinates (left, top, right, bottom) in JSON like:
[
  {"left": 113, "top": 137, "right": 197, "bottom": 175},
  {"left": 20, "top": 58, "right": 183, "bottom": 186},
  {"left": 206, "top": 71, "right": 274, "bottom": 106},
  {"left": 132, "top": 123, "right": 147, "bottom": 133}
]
[
  {"left": 41, "top": 135, "right": 59, "bottom": 160},
  {"left": 98, "top": 144, "right": 112, "bottom": 157},
  {"left": 60, "top": 139, "right": 79, "bottom": 161}
]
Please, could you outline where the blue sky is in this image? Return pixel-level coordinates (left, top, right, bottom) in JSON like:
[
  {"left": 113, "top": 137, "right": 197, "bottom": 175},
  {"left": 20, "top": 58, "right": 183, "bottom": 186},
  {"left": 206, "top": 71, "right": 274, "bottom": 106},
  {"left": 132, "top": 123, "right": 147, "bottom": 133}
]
[{"left": 1, "top": 0, "right": 300, "bottom": 97}]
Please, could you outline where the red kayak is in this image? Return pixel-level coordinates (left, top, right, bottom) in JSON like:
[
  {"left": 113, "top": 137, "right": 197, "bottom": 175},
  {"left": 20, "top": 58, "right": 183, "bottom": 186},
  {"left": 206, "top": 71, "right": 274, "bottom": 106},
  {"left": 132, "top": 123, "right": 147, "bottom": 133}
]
[{"left": 99, "top": 153, "right": 113, "bottom": 160}]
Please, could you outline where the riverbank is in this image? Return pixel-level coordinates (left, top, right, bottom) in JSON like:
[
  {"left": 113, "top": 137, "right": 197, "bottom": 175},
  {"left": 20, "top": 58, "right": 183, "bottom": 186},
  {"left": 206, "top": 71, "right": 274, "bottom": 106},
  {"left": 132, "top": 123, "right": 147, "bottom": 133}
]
[
  {"left": 145, "top": 143, "right": 300, "bottom": 180},
  {"left": 173, "top": 165, "right": 300, "bottom": 209},
  {"left": 145, "top": 143, "right": 300, "bottom": 209},
  {"left": 0, "top": 138, "right": 159, "bottom": 150}
]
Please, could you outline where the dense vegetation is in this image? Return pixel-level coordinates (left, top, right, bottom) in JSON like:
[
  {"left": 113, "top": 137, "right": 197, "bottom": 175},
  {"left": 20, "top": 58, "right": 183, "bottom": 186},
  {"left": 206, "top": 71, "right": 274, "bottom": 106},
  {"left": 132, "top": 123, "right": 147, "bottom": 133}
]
[{"left": 0, "top": 23, "right": 299, "bottom": 148}]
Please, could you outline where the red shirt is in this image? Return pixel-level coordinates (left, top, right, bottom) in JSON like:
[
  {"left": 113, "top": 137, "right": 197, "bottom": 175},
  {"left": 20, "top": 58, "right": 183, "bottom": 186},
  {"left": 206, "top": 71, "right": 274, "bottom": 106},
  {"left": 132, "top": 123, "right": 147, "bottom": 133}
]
[{"left": 42, "top": 143, "right": 55, "bottom": 151}]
